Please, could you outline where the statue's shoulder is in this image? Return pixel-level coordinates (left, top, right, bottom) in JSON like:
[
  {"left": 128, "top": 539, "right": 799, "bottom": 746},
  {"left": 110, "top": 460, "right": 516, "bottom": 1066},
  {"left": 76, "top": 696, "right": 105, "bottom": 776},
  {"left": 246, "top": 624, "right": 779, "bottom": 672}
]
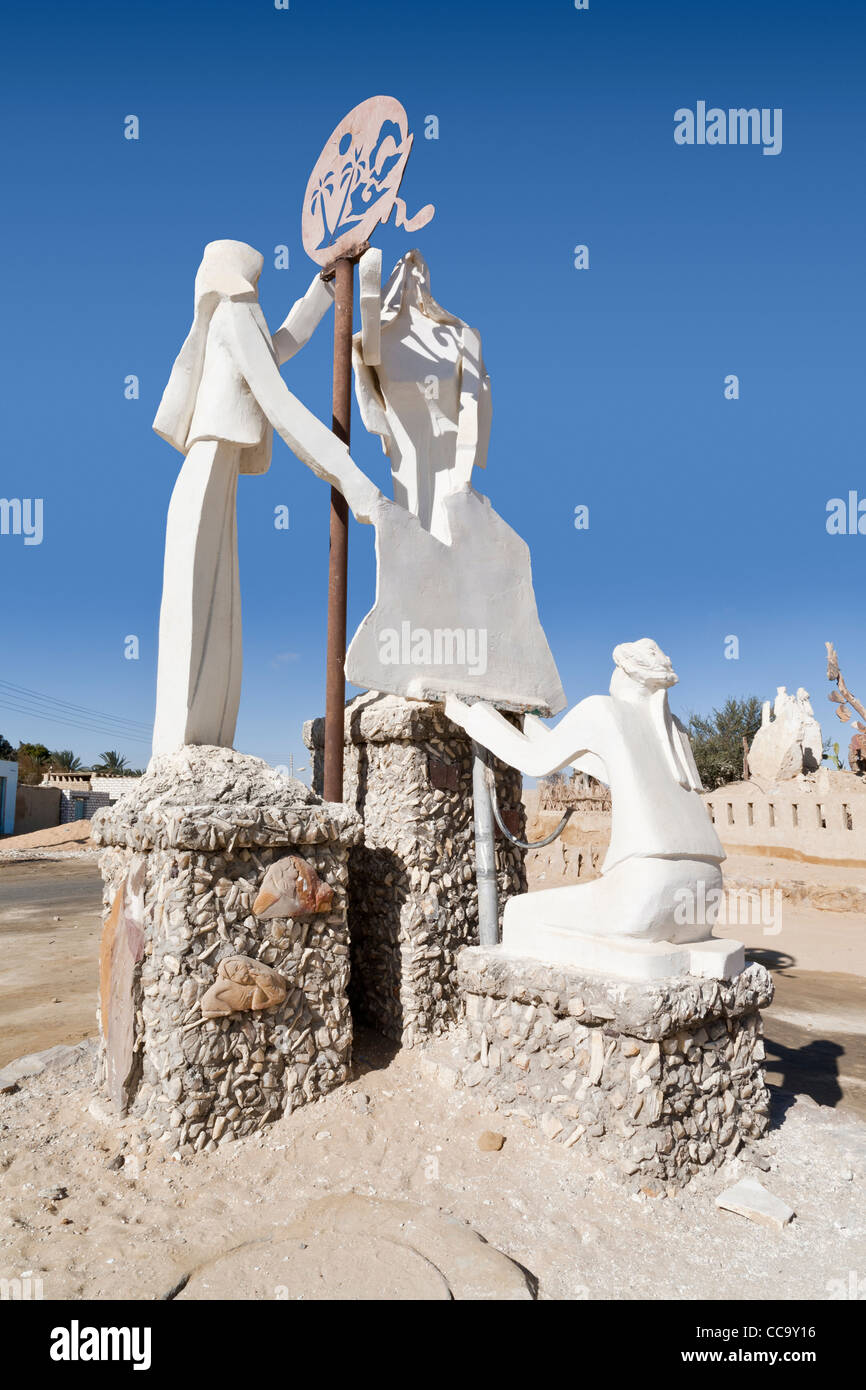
[{"left": 572, "top": 693, "right": 611, "bottom": 719}]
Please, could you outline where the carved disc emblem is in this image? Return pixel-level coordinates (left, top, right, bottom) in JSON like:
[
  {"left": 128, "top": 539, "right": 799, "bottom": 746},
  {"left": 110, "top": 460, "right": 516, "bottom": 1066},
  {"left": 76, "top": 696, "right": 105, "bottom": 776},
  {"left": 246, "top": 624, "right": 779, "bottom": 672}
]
[{"left": 302, "top": 95, "right": 434, "bottom": 267}]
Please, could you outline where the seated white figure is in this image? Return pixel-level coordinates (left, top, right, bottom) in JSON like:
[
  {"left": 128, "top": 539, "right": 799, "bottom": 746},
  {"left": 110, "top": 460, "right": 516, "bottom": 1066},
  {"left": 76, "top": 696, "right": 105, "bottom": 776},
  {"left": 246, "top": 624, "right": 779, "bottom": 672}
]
[{"left": 446, "top": 640, "right": 734, "bottom": 974}]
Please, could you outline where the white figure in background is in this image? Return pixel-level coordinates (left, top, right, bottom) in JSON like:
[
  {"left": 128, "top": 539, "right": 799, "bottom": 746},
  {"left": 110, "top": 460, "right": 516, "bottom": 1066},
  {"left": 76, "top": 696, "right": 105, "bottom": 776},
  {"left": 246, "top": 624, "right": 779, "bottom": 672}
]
[
  {"left": 152, "top": 239, "right": 380, "bottom": 757},
  {"left": 342, "top": 247, "right": 565, "bottom": 714},
  {"left": 353, "top": 247, "right": 491, "bottom": 544},
  {"left": 751, "top": 683, "right": 822, "bottom": 781},
  {"left": 446, "top": 640, "right": 732, "bottom": 970}
]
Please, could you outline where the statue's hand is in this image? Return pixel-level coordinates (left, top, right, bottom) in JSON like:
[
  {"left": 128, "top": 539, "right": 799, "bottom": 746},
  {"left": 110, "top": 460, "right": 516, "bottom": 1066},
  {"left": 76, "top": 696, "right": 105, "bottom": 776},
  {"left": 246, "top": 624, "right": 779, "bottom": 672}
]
[{"left": 444, "top": 694, "right": 475, "bottom": 731}]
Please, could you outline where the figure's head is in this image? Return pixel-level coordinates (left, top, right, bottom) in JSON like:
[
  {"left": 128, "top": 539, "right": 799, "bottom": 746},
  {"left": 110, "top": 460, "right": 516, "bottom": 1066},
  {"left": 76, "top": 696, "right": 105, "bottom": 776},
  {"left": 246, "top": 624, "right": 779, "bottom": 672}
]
[
  {"left": 610, "top": 638, "right": 678, "bottom": 696},
  {"left": 194, "top": 239, "right": 263, "bottom": 310},
  {"left": 381, "top": 248, "right": 456, "bottom": 326}
]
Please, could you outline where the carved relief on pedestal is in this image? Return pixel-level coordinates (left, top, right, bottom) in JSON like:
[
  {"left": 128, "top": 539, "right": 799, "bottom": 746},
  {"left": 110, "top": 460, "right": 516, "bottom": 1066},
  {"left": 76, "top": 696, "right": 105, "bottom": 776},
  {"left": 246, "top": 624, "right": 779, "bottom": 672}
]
[
  {"left": 199, "top": 955, "right": 288, "bottom": 1021},
  {"left": 99, "top": 856, "right": 147, "bottom": 1111},
  {"left": 252, "top": 854, "right": 334, "bottom": 919}
]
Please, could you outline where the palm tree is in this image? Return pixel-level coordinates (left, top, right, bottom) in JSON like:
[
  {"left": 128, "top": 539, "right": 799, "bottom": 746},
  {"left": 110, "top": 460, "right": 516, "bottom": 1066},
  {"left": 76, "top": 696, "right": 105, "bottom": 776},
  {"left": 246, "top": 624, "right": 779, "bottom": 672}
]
[
  {"left": 94, "top": 750, "right": 129, "bottom": 774},
  {"left": 51, "top": 749, "right": 81, "bottom": 771},
  {"left": 309, "top": 169, "right": 336, "bottom": 247}
]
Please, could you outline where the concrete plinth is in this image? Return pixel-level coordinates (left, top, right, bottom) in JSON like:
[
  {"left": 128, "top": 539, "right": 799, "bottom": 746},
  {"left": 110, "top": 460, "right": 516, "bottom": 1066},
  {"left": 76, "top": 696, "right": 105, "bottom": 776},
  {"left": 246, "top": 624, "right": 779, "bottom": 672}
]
[
  {"left": 440, "top": 945, "right": 773, "bottom": 1184},
  {"left": 304, "top": 693, "right": 526, "bottom": 1047},
  {"left": 91, "top": 746, "right": 361, "bottom": 1154}
]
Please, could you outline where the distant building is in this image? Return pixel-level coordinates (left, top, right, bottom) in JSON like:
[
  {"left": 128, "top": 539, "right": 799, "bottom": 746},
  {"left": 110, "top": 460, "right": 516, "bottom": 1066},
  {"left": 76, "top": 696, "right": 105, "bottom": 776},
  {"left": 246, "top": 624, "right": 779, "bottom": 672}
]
[
  {"left": 0, "top": 758, "right": 18, "bottom": 835},
  {"left": 38, "top": 771, "right": 143, "bottom": 826}
]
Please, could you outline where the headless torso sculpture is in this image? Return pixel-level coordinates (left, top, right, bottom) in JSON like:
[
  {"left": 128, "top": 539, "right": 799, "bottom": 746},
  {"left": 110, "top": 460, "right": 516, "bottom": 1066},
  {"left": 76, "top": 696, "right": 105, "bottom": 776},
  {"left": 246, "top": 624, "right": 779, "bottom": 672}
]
[{"left": 346, "top": 248, "right": 564, "bottom": 714}]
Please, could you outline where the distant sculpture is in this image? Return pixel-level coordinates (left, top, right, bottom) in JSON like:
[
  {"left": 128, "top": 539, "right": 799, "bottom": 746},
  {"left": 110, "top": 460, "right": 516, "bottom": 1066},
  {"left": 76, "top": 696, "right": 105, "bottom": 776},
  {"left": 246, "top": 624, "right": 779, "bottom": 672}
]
[
  {"left": 199, "top": 955, "right": 287, "bottom": 1021},
  {"left": 253, "top": 855, "right": 334, "bottom": 919},
  {"left": 748, "top": 685, "right": 823, "bottom": 782},
  {"left": 446, "top": 640, "right": 738, "bottom": 977},
  {"left": 343, "top": 248, "right": 565, "bottom": 714},
  {"left": 151, "top": 239, "right": 380, "bottom": 757}
]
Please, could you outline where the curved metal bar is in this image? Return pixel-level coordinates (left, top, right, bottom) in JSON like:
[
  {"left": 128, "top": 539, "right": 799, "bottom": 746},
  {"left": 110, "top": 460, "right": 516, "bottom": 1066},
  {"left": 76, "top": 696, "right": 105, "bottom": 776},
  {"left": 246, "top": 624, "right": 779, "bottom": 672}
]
[{"left": 486, "top": 769, "right": 573, "bottom": 850}]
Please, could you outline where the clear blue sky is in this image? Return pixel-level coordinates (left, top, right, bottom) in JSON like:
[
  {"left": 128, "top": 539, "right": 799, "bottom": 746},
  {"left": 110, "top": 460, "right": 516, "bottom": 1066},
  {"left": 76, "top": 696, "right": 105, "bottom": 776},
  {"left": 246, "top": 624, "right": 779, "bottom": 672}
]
[{"left": 1, "top": 0, "right": 863, "bottom": 774}]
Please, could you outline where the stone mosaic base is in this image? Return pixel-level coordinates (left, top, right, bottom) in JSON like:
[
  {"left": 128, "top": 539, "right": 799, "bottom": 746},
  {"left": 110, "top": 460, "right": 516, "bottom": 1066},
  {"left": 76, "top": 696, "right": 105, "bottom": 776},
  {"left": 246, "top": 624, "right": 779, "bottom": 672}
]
[
  {"left": 445, "top": 945, "right": 774, "bottom": 1184},
  {"left": 305, "top": 694, "right": 526, "bottom": 1048},
  {"left": 91, "top": 747, "right": 361, "bottom": 1155}
]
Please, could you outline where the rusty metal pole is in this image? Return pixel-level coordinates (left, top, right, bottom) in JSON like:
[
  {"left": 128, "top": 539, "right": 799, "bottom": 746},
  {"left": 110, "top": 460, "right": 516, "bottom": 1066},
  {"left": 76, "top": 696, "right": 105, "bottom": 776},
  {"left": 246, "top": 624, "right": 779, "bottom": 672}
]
[{"left": 323, "top": 256, "right": 354, "bottom": 803}]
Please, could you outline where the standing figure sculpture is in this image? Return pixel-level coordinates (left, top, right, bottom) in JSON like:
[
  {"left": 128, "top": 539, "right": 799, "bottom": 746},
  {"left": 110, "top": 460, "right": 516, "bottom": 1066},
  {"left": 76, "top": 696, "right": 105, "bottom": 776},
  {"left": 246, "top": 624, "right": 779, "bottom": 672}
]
[
  {"left": 343, "top": 247, "right": 565, "bottom": 714},
  {"left": 151, "top": 239, "right": 378, "bottom": 757},
  {"left": 446, "top": 640, "right": 740, "bottom": 978},
  {"left": 353, "top": 247, "right": 491, "bottom": 543}
]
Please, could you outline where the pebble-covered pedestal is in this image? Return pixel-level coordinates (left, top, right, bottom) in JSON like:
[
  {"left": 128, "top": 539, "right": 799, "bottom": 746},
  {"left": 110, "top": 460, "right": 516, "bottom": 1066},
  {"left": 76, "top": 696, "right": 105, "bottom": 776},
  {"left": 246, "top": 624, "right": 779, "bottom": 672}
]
[
  {"left": 441, "top": 946, "right": 774, "bottom": 1185},
  {"left": 304, "top": 694, "right": 527, "bottom": 1048},
  {"left": 91, "top": 746, "right": 362, "bottom": 1155}
]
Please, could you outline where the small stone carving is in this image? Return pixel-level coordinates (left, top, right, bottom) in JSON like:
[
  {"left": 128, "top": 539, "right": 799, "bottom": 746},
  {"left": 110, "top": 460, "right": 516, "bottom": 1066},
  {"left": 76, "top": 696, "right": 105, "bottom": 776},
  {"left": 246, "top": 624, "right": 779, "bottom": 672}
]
[
  {"left": 252, "top": 854, "right": 334, "bottom": 919},
  {"left": 199, "top": 955, "right": 287, "bottom": 1020}
]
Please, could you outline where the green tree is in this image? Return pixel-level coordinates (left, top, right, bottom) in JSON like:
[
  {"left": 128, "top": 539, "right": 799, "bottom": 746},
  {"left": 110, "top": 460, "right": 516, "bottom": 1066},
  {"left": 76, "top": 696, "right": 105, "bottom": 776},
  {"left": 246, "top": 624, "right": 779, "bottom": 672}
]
[
  {"left": 0, "top": 734, "right": 14, "bottom": 760},
  {"left": 93, "top": 750, "right": 129, "bottom": 774},
  {"left": 685, "top": 696, "right": 764, "bottom": 790},
  {"left": 16, "top": 742, "right": 52, "bottom": 785},
  {"left": 50, "top": 749, "right": 81, "bottom": 771}
]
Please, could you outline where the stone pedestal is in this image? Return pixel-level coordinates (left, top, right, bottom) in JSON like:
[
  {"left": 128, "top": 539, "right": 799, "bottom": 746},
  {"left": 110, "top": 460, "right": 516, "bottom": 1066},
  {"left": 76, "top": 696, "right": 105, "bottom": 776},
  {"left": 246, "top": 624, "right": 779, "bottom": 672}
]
[
  {"left": 304, "top": 694, "right": 527, "bottom": 1047},
  {"left": 91, "top": 746, "right": 361, "bottom": 1154},
  {"left": 442, "top": 946, "right": 773, "bottom": 1184}
]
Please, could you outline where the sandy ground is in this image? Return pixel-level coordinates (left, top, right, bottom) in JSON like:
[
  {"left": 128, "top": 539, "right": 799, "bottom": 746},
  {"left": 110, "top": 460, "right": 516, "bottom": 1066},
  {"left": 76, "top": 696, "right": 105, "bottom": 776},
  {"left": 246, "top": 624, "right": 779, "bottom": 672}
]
[
  {"left": 1, "top": 844, "right": 864, "bottom": 1299},
  {"left": 0, "top": 821, "right": 93, "bottom": 854},
  {"left": 0, "top": 858, "right": 103, "bottom": 1067},
  {"left": 0, "top": 1030, "right": 864, "bottom": 1302}
]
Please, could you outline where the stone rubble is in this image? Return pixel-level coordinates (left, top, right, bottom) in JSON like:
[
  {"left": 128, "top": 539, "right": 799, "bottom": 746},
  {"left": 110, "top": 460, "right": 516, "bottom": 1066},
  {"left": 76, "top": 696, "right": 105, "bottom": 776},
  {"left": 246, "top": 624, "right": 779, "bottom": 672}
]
[{"left": 715, "top": 1176, "right": 796, "bottom": 1231}]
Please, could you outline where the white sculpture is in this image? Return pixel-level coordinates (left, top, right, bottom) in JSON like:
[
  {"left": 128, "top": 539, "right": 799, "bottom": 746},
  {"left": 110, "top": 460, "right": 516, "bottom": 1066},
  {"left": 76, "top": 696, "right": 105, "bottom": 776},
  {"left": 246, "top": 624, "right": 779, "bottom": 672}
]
[
  {"left": 749, "top": 684, "right": 823, "bottom": 782},
  {"left": 151, "top": 238, "right": 565, "bottom": 753},
  {"left": 352, "top": 248, "right": 491, "bottom": 543},
  {"left": 152, "top": 239, "right": 380, "bottom": 757},
  {"left": 446, "top": 640, "right": 743, "bottom": 981},
  {"left": 344, "top": 249, "right": 565, "bottom": 714}
]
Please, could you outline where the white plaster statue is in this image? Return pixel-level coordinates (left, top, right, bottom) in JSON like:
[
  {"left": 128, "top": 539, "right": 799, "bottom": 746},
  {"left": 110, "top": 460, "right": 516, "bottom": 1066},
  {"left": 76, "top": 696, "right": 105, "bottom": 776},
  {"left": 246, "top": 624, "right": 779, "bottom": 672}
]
[
  {"left": 749, "top": 683, "right": 823, "bottom": 782},
  {"left": 343, "top": 248, "right": 565, "bottom": 714},
  {"left": 152, "top": 239, "right": 380, "bottom": 757},
  {"left": 446, "top": 640, "right": 742, "bottom": 981},
  {"left": 353, "top": 247, "right": 491, "bottom": 543}
]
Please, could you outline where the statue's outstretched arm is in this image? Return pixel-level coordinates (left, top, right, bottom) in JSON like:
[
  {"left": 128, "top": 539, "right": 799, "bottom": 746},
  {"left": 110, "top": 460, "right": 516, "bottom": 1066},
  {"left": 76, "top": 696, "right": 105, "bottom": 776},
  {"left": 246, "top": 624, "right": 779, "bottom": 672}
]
[
  {"left": 271, "top": 273, "right": 335, "bottom": 367},
  {"left": 444, "top": 695, "right": 600, "bottom": 779},
  {"left": 227, "top": 304, "right": 382, "bottom": 524}
]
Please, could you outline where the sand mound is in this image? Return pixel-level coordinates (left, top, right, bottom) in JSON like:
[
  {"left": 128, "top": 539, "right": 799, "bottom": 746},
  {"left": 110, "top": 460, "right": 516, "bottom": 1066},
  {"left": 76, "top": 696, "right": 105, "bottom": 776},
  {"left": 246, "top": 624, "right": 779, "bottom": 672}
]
[{"left": 0, "top": 820, "right": 93, "bottom": 852}]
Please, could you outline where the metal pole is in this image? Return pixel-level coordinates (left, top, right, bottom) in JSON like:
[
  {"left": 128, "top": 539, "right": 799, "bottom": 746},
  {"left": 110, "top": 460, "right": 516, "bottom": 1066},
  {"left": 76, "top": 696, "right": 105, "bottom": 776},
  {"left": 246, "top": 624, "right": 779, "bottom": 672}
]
[
  {"left": 472, "top": 741, "right": 500, "bottom": 945},
  {"left": 323, "top": 256, "right": 354, "bottom": 804}
]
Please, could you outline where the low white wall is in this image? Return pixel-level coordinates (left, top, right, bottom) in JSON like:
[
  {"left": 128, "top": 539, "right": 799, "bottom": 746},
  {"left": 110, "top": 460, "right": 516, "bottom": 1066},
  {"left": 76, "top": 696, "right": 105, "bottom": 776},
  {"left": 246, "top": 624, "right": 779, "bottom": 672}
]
[{"left": 703, "top": 770, "right": 866, "bottom": 866}]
